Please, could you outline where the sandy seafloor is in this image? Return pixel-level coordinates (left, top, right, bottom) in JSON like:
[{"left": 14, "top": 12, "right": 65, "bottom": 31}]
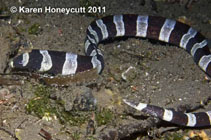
[{"left": 0, "top": 0, "right": 211, "bottom": 140}]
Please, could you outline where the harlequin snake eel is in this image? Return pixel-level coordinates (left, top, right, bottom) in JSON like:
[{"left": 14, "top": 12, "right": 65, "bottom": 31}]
[{"left": 10, "top": 14, "right": 211, "bottom": 127}]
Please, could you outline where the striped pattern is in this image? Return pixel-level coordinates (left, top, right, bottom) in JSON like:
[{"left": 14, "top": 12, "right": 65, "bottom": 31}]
[
  {"left": 11, "top": 50, "right": 94, "bottom": 75},
  {"left": 136, "top": 15, "right": 148, "bottom": 37},
  {"left": 113, "top": 15, "right": 125, "bottom": 36},
  {"left": 159, "top": 19, "right": 176, "bottom": 42},
  {"left": 84, "top": 14, "right": 211, "bottom": 77},
  {"left": 123, "top": 99, "right": 211, "bottom": 127},
  {"left": 96, "top": 19, "right": 108, "bottom": 40},
  {"left": 22, "top": 52, "right": 29, "bottom": 67},
  {"left": 11, "top": 14, "right": 211, "bottom": 127},
  {"left": 62, "top": 53, "right": 78, "bottom": 75},
  {"left": 39, "top": 50, "right": 52, "bottom": 72},
  {"left": 180, "top": 28, "right": 197, "bottom": 49}
]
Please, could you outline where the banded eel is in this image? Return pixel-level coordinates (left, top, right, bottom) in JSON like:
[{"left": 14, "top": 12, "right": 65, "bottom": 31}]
[{"left": 10, "top": 14, "right": 211, "bottom": 127}]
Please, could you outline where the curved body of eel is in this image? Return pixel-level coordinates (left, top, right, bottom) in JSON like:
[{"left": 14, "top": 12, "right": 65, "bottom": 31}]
[{"left": 11, "top": 14, "right": 211, "bottom": 127}]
